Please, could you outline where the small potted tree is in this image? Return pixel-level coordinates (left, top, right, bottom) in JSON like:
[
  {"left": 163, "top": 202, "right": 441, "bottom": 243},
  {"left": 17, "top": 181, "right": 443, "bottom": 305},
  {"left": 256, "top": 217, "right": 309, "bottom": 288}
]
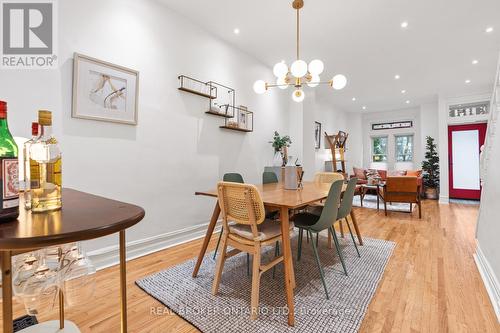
[
  {"left": 270, "top": 131, "right": 292, "bottom": 167},
  {"left": 421, "top": 136, "right": 440, "bottom": 199}
]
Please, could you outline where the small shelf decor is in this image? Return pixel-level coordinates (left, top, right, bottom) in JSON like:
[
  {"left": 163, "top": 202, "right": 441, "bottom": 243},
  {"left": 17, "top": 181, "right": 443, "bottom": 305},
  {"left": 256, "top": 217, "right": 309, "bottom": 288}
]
[
  {"left": 220, "top": 105, "right": 254, "bottom": 132},
  {"left": 178, "top": 74, "right": 253, "bottom": 133},
  {"left": 178, "top": 75, "right": 217, "bottom": 99}
]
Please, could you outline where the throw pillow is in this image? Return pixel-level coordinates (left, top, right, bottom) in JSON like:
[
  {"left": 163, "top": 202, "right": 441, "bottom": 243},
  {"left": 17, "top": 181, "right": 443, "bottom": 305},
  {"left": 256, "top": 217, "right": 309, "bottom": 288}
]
[{"left": 353, "top": 167, "right": 366, "bottom": 180}]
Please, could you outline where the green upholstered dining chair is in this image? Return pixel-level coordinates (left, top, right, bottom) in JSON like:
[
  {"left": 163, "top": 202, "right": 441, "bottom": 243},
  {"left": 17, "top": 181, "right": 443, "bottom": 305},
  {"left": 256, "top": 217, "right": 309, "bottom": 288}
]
[
  {"left": 335, "top": 177, "right": 361, "bottom": 257},
  {"left": 262, "top": 171, "right": 279, "bottom": 184},
  {"left": 293, "top": 179, "right": 345, "bottom": 299},
  {"left": 223, "top": 173, "right": 244, "bottom": 183}
]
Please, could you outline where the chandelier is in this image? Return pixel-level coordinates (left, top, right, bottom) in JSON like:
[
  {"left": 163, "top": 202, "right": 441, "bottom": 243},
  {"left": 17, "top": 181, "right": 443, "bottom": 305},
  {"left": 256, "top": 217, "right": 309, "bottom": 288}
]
[{"left": 253, "top": 0, "right": 347, "bottom": 102}]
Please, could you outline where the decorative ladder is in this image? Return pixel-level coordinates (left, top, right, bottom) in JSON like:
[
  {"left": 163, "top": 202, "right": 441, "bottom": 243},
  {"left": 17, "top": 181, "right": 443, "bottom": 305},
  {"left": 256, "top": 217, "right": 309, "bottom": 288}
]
[{"left": 325, "top": 131, "right": 348, "bottom": 175}]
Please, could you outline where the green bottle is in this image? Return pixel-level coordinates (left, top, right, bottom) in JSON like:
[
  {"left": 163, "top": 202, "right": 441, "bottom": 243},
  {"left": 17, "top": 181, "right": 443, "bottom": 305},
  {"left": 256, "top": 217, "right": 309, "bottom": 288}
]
[{"left": 0, "top": 101, "right": 20, "bottom": 222}]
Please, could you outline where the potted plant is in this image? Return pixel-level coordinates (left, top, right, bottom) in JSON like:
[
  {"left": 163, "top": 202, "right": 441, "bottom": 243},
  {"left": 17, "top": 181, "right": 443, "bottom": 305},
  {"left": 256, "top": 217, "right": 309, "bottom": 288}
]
[
  {"left": 270, "top": 131, "right": 292, "bottom": 167},
  {"left": 421, "top": 136, "right": 440, "bottom": 199}
]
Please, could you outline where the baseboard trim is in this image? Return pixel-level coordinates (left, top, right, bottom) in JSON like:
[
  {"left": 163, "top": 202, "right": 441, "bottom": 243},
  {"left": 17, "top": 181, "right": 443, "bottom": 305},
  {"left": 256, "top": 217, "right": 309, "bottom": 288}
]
[
  {"left": 87, "top": 220, "right": 221, "bottom": 271},
  {"left": 474, "top": 243, "right": 500, "bottom": 322},
  {"left": 439, "top": 195, "right": 449, "bottom": 204}
]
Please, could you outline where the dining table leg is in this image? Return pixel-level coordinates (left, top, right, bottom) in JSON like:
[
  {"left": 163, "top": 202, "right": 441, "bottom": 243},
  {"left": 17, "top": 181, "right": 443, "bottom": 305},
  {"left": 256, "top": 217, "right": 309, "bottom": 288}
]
[
  {"left": 120, "top": 230, "right": 128, "bottom": 333},
  {"left": 280, "top": 207, "right": 295, "bottom": 326},
  {"left": 1, "top": 251, "right": 13, "bottom": 333},
  {"left": 192, "top": 201, "right": 221, "bottom": 278},
  {"left": 349, "top": 211, "right": 363, "bottom": 246}
]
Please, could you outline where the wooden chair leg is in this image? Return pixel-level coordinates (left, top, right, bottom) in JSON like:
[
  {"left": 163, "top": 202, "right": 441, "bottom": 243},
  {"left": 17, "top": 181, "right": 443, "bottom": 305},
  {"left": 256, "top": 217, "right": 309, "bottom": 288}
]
[
  {"left": 250, "top": 243, "right": 261, "bottom": 320},
  {"left": 410, "top": 203, "right": 413, "bottom": 213},
  {"left": 213, "top": 227, "right": 223, "bottom": 260},
  {"left": 418, "top": 200, "right": 422, "bottom": 219},
  {"left": 212, "top": 233, "right": 228, "bottom": 295},
  {"left": 339, "top": 220, "right": 345, "bottom": 238},
  {"left": 384, "top": 200, "right": 388, "bottom": 216}
]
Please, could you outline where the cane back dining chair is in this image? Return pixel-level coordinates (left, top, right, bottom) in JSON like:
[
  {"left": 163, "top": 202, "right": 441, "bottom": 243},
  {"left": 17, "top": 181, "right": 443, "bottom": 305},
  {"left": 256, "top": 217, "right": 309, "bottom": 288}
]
[
  {"left": 213, "top": 173, "right": 251, "bottom": 276},
  {"left": 293, "top": 180, "right": 345, "bottom": 299},
  {"left": 212, "top": 181, "right": 294, "bottom": 319}
]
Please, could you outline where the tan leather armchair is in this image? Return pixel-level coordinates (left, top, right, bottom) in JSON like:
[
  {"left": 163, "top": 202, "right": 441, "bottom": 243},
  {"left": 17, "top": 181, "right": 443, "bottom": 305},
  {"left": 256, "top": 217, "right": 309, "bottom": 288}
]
[{"left": 381, "top": 176, "right": 421, "bottom": 218}]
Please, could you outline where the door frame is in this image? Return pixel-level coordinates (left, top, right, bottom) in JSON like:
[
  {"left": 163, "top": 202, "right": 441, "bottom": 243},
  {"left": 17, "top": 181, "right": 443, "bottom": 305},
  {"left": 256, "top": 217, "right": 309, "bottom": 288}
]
[{"left": 448, "top": 123, "right": 487, "bottom": 199}]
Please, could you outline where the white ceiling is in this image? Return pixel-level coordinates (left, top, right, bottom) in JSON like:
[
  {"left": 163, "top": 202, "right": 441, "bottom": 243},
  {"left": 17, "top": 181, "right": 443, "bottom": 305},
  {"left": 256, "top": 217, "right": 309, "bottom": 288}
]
[{"left": 160, "top": 0, "right": 500, "bottom": 112}]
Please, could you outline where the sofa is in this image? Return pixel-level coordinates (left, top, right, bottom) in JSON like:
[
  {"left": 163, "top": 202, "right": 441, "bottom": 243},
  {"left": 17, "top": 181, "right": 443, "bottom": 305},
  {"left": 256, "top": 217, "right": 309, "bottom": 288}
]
[{"left": 351, "top": 167, "right": 424, "bottom": 195}]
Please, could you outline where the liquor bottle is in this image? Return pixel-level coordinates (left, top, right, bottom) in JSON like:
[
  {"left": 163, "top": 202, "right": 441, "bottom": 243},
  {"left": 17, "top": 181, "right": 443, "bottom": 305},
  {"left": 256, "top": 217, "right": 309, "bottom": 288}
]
[
  {"left": 0, "top": 100, "right": 20, "bottom": 222},
  {"left": 29, "top": 110, "right": 62, "bottom": 212},
  {"left": 23, "top": 122, "right": 39, "bottom": 209}
]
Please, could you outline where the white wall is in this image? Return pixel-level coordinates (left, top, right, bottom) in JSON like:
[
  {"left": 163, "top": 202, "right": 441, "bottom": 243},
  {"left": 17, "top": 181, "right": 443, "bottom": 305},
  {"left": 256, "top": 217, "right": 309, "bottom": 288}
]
[
  {"left": 361, "top": 107, "right": 424, "bottom": 171},
  {"left": 0, "top": 0, "right": 291, "bottom": 259}
]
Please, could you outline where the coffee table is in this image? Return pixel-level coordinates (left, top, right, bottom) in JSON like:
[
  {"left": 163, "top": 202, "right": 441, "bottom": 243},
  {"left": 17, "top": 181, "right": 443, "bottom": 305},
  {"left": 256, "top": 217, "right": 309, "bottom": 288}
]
[{"left": 360, "top": 183, "right": 385, "bottom": 210}]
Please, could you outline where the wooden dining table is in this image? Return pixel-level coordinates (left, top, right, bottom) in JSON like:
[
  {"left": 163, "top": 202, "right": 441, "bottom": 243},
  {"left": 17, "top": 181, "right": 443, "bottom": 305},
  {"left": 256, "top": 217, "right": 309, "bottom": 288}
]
[{"left": 193, "top": 181, "right": 363, "bottom": 326}]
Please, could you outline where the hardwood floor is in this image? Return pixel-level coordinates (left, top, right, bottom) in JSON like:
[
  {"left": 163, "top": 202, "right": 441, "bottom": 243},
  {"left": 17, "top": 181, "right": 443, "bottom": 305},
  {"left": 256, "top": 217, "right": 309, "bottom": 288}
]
[{"left": 2, "top": 200, "right": 499, "bottom": 332}]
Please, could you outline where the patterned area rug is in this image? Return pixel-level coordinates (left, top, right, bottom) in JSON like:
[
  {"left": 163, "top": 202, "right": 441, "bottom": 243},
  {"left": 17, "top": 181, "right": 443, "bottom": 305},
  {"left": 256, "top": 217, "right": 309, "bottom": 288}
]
[
  {"left": 136, "top": 234, "right": 395, "bottom": 333},
  {"left": 352, "top": 194, "right": 411, "bottom": 212}
]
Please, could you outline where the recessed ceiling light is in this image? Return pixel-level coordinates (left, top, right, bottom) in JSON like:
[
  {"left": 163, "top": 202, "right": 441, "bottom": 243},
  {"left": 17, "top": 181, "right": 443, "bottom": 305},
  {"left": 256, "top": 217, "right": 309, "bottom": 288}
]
[
  {"left": 352, "top": 97, "right": 356, "bottom": 101},
  {"left": 401, "top": 89, "right": 406, "bottom": 94},
  {"left": 472, "top": 59, "right": 479, "bottom": 65},
  {"left": 465, "top": 79, "right": 471, "bottom": 84},
  {"left": 405, "top": 100, "right": 410, "bottom": 104},
  {"left": 233, "top": 28, "right": 240, "bottom": 34},
  {"left": 485, "top": 27, "right": 494, "bottom": 33},
  {"left": 401, "top": 21, "right": 409, "bottom": 29},
  {"left": 362, "top": 106, "right": 367, "bottom": 110},
  {"left": 394, "top": 74, "right": 400, "bottom": 80}
]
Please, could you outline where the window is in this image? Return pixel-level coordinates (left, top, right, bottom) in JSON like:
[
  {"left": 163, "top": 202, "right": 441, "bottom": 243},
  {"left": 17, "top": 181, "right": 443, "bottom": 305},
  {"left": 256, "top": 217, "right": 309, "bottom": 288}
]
[
  {"left": 372, "top": 136, "right": 388, "bottom": 162},
  {"left": 395, "top": 135, "right": 413, "bottom": 161}
]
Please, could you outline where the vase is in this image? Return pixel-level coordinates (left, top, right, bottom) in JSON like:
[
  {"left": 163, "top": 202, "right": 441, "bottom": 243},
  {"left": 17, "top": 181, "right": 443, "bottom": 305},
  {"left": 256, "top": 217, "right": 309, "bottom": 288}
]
[
  {"left": 273, "top": 151, "right": 282, "bottom": 167},
  {"left": 425, "top": 187, "right": 438, "bottom": 200}
]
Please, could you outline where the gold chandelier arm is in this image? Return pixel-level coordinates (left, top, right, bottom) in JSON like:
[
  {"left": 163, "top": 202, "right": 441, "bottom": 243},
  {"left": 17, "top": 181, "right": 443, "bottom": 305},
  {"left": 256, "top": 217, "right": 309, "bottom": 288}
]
[{"left": 296, "top": 7, "right": 300, "bottom": 60}]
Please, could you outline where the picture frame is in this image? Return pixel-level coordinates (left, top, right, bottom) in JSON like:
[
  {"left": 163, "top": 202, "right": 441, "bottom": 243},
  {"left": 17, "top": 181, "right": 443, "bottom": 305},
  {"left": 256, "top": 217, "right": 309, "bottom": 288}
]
[
  {"left": 314, "top": 121, "right": 321, "bottom": 149},
  {"left": 238, "top": 105, "right": 248, "bottom": 129},
  {"left": 72, "top": 53, "right": 139, "bottom": 125}
]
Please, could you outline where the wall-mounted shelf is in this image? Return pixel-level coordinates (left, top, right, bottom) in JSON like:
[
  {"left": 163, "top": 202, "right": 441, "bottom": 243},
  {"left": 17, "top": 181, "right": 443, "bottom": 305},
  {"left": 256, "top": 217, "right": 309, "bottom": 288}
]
[
  {"left": 178, "top": 75, "right": 217, "bottom": 99},
  {"left": 220, "top": 126, "right": 253, "bottom": 132},
  {"left": 205, "top": 103, "right": 235, "bottom": 118},
  {"left": 220, "top": 105, "right": 254, "bottom": 133},
  {"left": 178, "top": 74, "right": 254, "bottom": 133}
]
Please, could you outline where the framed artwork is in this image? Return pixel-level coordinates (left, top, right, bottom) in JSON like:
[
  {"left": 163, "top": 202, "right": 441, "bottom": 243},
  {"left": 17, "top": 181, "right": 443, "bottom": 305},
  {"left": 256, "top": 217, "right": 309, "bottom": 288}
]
[
  {"left": 314, "top": 121, "right": 321, "bottom": 149},
  {"left": 238, "top": 105, "right": 248, "bottom": 129},
  {"left": 72, "top": 53, "right": 139, "bottom": 125}
]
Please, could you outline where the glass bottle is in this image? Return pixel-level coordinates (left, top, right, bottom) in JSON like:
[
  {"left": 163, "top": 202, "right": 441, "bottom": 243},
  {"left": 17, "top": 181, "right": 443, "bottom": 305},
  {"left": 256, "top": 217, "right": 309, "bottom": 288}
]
[
  {"left": 23, "top": 122, "right": 39, "bottom": 210},
  {"left": 29, "top": 110, "right": 62, "bottom": 212},
  {"left": 0, "top": 100, "right": 20, "bottom": 222}
]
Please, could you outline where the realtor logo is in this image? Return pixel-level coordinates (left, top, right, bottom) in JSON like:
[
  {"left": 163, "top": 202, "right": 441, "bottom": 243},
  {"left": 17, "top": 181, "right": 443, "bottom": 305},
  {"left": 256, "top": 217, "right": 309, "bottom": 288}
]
[{"left": 1, "top": 0, "right": 57, "bottom": 69}]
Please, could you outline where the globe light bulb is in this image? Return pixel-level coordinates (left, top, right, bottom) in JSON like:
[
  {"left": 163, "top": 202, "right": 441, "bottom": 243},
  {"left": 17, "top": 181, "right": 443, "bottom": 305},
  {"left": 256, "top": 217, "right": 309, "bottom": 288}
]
[
  {"left": 273, "top": 62, "right": 288, "bottom": 78},
  {"left": 253, "top": 80, "right": 267, "bottom": 94},
  {"left": 331, "top": 74, "right": 347, "bottom": 90},
  {"left": 308, "top": 59, "right": 324, "bottom": 75},
  {"left": 292, "top": 89, "right": 305, "bottom": 102},
  {"left": 277, "top": 77, "right": 289, "bottom": 89},
  {"left": 307, "top": 74, "right": 320, "bottom": 87},
  {"left": 291, "top": 60, "right": 308, "bottom": 78}
]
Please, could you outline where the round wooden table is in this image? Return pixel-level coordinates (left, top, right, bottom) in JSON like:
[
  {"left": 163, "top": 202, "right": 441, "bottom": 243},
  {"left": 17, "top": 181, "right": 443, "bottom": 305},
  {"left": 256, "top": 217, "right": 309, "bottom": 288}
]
[{"left": 0, "top": 188, "right": 145, "bottom": 333}]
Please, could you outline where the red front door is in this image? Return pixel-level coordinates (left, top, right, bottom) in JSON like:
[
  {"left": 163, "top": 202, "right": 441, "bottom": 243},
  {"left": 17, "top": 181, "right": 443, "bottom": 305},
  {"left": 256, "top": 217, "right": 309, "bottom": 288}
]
[{"left": 448, "top": 123, "right": 487, "bottom": 200}]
